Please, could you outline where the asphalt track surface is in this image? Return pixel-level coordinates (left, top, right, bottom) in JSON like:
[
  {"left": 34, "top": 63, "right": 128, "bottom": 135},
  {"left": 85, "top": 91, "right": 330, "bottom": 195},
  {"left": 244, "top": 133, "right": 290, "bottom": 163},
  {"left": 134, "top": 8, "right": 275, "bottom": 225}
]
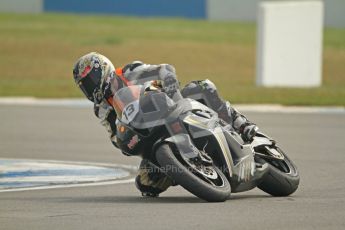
[{"left": 1, "top": 105, "right": 345, "bottom": 230}]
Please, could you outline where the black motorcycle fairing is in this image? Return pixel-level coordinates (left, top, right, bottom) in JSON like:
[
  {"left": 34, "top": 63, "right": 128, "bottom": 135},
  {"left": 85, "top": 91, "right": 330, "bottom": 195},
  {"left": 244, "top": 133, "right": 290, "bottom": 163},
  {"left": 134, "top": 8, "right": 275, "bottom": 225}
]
[{"left": 115, "top": 119, "right": 147, "bottom": 156}]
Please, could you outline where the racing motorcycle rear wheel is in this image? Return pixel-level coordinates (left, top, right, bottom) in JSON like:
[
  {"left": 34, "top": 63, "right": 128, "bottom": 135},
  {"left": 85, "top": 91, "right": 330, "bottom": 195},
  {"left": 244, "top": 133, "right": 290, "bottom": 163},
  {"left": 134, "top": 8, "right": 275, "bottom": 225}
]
[
  {"left": 257, "top": 147, "right": 300, "bottom": 196},
  {"left": 155, "top": 143, "right": 231, "bottom": 202}
]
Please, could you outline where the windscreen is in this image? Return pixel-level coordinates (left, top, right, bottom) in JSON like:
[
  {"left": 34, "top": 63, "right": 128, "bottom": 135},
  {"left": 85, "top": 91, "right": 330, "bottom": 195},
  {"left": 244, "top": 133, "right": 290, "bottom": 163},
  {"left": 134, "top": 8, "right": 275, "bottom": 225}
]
[{"left": 112, "top": 85, "right": 142, "bottom": 123}]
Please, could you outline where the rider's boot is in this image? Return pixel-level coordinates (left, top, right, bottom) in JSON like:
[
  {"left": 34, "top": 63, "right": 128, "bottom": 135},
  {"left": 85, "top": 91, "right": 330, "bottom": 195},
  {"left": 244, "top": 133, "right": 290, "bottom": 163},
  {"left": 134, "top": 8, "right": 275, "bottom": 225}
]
[
  {"left": 223, "top": 101, "right": 259, "bottom": 141},
  {"left": 135, "top": 159, "right": 173, "bottom": 197}
]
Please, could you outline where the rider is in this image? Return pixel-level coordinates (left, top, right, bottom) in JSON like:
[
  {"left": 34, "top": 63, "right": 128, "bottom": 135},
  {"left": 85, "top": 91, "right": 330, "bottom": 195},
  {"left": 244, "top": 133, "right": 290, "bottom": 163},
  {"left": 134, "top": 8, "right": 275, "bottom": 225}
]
[{"left": 73, "top": 52, "right": 258, "bottom": 197}]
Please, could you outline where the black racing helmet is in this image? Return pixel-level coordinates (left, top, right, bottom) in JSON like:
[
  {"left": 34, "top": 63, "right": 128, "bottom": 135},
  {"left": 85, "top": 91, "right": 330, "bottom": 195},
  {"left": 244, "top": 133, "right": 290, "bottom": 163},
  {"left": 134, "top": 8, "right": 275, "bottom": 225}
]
[{"left": 73, "top": 52, "right": 115, "bottom": 101}]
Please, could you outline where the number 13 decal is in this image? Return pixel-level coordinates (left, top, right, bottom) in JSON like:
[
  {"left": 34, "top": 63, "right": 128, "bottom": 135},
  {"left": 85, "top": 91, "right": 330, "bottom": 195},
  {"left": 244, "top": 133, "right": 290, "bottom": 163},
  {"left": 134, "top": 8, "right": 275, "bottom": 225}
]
[{"left": 122, "top": 100, "right": 139, "bottom": 124}]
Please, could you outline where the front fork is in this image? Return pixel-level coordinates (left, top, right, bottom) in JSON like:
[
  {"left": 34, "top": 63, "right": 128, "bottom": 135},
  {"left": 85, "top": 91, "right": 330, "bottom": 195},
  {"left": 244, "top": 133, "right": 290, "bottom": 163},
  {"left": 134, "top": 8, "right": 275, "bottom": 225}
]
[{"left": 211, "top": 128, "right": 270, "bottom": 192}]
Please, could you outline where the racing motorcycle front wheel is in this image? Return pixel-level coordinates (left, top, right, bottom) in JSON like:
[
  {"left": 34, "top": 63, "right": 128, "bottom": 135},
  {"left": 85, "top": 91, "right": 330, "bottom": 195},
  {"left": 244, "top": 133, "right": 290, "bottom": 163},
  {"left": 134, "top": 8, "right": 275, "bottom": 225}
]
[
  {"left": 155, "top": 144, "right": 231, "bottom": 202},
  {"left": 256, "top": 146, "right": 300, "bottom": 196}
]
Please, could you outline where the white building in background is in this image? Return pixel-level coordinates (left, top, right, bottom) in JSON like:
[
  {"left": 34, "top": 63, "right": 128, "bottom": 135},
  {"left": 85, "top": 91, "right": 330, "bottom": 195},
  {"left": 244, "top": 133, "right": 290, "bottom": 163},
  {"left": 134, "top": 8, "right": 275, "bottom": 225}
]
[
  {"left": 207, "top": 0, "right": 260, "bottom": 22},
  {"left": 0, "top": 0, "right": 42, "bottom": 13},
  {"left": 207, "top": 0, "right": 345, "bottom": 29}
]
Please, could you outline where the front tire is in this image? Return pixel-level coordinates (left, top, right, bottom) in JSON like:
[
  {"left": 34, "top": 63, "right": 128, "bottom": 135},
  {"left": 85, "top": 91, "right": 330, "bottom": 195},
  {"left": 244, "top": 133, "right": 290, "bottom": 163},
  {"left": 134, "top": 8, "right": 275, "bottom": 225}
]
[
  {"left": 257, "top": 147, "right": 300, "bottom": 196},
  {"left": 155, "top": 144, "right": 231, "bottom": 202}
]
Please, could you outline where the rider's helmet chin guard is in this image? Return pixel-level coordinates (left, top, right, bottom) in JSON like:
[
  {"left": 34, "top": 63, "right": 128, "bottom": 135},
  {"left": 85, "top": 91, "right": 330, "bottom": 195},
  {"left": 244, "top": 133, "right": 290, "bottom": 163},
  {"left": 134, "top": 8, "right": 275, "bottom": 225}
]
[{"left": 73, "top": 52, "right": 115, "bottom": 102}]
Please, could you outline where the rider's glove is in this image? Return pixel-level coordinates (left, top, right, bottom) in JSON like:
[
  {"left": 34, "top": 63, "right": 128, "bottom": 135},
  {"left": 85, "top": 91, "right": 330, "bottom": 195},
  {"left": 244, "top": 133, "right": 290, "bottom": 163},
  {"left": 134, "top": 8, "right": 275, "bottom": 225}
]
[{"left": 143, "top": 80, "right": 163, "bottom": 93}]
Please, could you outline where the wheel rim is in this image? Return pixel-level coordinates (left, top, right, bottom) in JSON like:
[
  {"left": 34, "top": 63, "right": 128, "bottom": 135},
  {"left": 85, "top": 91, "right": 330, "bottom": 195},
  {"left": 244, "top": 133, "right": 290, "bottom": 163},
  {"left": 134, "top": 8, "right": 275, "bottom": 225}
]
[
  {"left": 193, "top": 164, "right": 225, "bottom": 186},
  {"left": 170, "top": 145, "right": 226, "bottom": 187},
  {"left": 263, "top": 147, "right": 298, "bottom": 176}
]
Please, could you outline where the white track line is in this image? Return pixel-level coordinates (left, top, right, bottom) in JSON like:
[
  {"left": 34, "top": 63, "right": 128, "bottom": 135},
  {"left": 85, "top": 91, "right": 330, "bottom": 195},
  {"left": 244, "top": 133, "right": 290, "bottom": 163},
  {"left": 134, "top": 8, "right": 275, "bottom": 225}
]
[
  {"left": 0, "top": 178, "right": 135, "bottom": 193},
  {"left": 0, "top": 158, "right": 139, "bottom": 170},
  {"left": 0, "top": 158, "right": 137, "bottom": 193},
  {"left": 0, "top": 97, "right": 344, "bottom": 114}
]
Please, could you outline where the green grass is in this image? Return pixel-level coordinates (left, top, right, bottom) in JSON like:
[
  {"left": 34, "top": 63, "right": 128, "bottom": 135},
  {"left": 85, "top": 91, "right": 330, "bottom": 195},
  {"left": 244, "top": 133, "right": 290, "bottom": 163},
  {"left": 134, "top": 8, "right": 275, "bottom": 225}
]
[{"left": 0, "top": 13, "right": 344, "bottom": 106}]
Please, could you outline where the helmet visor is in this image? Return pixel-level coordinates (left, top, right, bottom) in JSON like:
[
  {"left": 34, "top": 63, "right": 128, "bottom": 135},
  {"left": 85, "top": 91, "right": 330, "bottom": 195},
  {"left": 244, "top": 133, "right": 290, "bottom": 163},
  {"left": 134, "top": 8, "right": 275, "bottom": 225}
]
[{"left": 78, "top": 69, "right": 102, "bottom": 101}]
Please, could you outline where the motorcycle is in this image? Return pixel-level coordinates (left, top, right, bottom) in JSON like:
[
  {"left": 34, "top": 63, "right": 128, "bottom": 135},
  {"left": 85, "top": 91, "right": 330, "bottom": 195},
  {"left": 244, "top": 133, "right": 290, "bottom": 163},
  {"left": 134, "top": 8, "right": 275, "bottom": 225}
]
[{"left": 112, "top": 85, "right": 299, "bottom": 202}]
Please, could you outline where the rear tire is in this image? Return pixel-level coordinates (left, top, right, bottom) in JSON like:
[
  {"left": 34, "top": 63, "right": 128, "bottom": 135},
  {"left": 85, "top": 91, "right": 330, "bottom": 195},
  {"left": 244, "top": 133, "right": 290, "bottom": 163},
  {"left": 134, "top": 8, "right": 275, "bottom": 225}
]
[
  {"left": 257, "top": 147, "right": 300, "bottom": 196},
  {"left": 155, "top": 144, "right": 231, "bottom": 202}
]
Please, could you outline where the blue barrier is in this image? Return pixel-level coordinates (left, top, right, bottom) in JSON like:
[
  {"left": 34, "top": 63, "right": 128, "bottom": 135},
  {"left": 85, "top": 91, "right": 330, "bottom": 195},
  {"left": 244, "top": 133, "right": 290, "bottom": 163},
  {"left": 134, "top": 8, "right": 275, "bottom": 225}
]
[{"left": 44, "top": 0, "right": 207, "bottom": 19}]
